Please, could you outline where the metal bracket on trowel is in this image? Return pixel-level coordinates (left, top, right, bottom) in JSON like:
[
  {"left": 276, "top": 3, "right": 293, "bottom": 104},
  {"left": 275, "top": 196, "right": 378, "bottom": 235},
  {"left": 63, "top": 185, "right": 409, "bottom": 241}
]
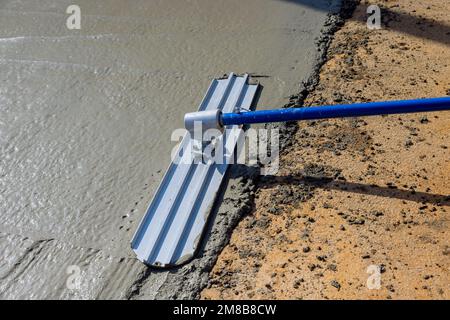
[{"left": 131, "top": 73, "right": 260, "bottom": 267}]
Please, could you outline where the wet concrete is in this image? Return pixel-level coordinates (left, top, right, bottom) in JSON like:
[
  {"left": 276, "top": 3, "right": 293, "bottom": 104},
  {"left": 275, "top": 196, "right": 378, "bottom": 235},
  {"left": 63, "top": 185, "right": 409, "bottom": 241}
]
[{"left": 0, "top": 0, "right": 341, "bottom": 299}]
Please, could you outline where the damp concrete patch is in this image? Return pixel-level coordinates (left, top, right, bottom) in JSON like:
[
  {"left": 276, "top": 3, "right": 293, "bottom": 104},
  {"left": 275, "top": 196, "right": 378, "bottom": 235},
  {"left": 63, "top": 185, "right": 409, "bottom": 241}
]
[{"left": 0, "top": 0, "right": 345, "bottom": 299}]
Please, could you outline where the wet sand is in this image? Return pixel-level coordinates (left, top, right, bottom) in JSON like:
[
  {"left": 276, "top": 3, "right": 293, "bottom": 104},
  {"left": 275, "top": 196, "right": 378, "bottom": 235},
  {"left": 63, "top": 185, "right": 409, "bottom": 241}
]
[
  {"left": 0, "top": 0, "right": 339, "bottom": 299},
  {"left": 202, "top": 0, "right": 449, "bottom": 300}
]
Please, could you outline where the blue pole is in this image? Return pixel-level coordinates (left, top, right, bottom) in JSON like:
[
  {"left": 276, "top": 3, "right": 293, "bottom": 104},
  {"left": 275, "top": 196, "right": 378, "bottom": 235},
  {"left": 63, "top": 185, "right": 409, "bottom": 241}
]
[{"left": 221, "top": 97, "right": 450, "bottom": 126}]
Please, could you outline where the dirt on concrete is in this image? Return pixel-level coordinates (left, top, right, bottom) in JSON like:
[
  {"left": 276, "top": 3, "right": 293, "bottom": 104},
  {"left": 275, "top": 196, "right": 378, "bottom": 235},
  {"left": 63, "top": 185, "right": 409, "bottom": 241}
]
[{"left": 202, "top": 0, "right": 450, "bottom": 300}]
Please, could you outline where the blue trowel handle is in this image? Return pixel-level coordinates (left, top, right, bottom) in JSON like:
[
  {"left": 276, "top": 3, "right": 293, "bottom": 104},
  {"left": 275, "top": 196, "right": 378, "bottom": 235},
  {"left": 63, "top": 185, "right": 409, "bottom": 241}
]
[{"left": 221, "top": 97, "right": 450, "bottom": 126}]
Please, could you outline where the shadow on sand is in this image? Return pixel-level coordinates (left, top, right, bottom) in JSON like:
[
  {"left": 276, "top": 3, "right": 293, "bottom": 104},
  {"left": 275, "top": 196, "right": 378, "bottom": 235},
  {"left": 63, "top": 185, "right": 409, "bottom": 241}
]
[{"left": 280, "top": 0, "right": 450, "bottom": 46}]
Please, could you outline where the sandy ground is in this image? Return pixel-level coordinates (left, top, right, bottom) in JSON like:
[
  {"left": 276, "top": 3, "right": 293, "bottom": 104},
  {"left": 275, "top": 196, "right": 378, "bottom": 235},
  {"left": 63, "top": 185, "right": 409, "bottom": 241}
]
[
  {"left": 202, "top": 0, "right": 450, "bottom": 299},
  {"left": 0, "top": 0, "right": 341, "bottom": 299}
]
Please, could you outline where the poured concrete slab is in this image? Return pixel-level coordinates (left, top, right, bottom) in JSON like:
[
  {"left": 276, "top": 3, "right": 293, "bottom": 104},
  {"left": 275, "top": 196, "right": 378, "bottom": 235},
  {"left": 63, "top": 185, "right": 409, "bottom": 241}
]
[{"left": 0, "top": 0, "right": 341, "bottom": 299}]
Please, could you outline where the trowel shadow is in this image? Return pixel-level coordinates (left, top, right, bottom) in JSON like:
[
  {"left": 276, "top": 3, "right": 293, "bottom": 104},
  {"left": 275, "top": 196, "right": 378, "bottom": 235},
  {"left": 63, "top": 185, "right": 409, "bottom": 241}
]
[
  {"left": 184, "top": 167, "right": 449, "bottom": 273},
  {"left": 259, "top": 174, "right": 450, "bottom": 206}
]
